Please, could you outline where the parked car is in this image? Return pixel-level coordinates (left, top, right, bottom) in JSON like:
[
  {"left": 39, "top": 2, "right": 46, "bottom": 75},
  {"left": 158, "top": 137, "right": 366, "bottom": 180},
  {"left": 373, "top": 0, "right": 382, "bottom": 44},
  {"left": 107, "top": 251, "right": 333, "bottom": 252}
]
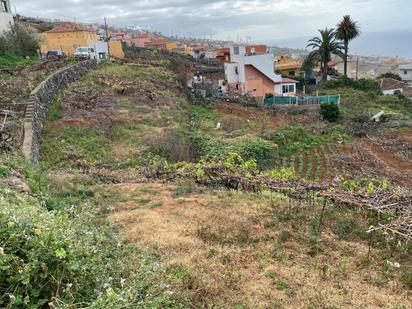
[
  {"left": 74, "top": 47, "right": 95, "bottom": 60},
  {"left": 46, "top": 50, "right": 65, "bottom": 61}
]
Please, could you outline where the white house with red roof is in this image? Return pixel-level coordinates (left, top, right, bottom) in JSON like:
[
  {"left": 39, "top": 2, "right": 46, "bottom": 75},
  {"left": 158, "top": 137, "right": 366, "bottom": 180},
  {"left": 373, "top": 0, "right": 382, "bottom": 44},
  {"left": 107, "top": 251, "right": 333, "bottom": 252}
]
[{"left": 224, "top": 45, "right": 298, "bottom": 98}]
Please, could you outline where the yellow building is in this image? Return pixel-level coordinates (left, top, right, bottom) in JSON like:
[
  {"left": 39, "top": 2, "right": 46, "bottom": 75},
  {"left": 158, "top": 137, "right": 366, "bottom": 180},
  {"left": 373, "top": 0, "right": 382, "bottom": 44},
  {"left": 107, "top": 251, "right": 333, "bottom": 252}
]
[
  {"left": 40, "top": 22, "right": 124, "bottom": 58},
  {"left": 166, "top": 42, "right": 178, "bottom": 52},
  {"left": 108, "top": 40, "right": 125, "bottom": 59},
  {"left": 275, "top": 56, "right": 302, "bottom": 77},
  {"left": 40, "top": 23, "right": 98, "bottom": 56}
]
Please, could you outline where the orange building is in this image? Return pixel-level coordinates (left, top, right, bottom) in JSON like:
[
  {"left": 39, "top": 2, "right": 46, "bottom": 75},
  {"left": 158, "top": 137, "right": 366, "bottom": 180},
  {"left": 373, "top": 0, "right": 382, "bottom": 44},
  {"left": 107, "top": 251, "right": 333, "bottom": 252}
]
[
  {"left": 40, "top": 23, "right": 97, "bottom": 56},
  {"left": 40, "top": 22, "right": 124, "bottom": 58}
]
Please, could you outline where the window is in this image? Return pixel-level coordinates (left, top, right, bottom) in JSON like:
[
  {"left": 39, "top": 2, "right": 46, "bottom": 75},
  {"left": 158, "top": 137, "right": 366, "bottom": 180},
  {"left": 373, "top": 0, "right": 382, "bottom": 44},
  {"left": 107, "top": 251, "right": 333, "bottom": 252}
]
[
  {"left": 288, "top": 70, "right": 295, "bottom": 77},
  {"left": 233, "top": 46, "right": 239, "bottom": 55},
  {"left": 1, "top": 0, "right": 9, "bottom": 12},
  {"left": 405, "top": 71, "right": 408, "bottom": 75},
  {"left": 282, "top": 84, "right": 295, "bottom": 94}
]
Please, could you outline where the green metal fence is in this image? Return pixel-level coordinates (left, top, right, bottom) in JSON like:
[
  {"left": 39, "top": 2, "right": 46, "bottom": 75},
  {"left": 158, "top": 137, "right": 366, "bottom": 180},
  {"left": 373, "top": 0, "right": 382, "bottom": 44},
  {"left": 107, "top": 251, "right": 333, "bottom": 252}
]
[{"left": 264, "top": 95, "right": 341, "bottom": 106}]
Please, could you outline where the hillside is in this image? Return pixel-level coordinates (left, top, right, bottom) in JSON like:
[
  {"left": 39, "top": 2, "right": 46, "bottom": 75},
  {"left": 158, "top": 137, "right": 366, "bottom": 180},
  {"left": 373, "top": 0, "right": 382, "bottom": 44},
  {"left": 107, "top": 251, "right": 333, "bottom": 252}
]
[{"left": 1, "top": 57, "right": 411, "bottom": 308}]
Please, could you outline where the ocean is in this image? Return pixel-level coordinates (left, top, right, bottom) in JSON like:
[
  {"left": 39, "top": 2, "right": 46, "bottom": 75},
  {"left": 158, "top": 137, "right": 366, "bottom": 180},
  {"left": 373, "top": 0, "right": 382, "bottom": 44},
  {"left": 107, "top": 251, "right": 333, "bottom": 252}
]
[{"left": 267, "top": 29, "right": 412, "bottom": 59}]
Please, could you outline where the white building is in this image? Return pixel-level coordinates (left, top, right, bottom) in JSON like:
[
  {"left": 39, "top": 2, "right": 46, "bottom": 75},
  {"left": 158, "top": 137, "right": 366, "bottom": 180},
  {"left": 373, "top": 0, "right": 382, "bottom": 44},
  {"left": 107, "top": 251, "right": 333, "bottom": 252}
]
[
  {"left": 224, "top": 45, "right": 297, "bottom": 98},
  {"left": 0, "top": 0, "right": 13, "bottom": 34},
  {"left": 398, "top": 65, "right": 412, "bottom": 84},
  {"left": 380, "top": 78, "right": 406, "bottom": 96}
]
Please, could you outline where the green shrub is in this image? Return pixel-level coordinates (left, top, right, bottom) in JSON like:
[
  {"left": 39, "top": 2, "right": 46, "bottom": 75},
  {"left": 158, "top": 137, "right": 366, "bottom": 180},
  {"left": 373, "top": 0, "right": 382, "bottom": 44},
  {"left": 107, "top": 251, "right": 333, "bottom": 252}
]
[
  {"left": 195, "top": 136, "right": 276, "bottom": 167},
  {"left": 265, "top": 126, "right": 338, "bottom": 157},
  {"left": 46, "top": 97, "right": 62, "bottom": 121},
  {"left": 0, "top": 186, "right": 181, "bottom": 308},
  {"left": 320, "top": 76, "right": 380, "bottom": 93},
  {"left": 320, "top": 102, "right": 341, "bottom": 122},
  {"left": 402, "top": 268, "right": 412, "bottom": 289},
  {"left": 332, "top": 218, "right": 358, "bottom": 239},
  {"left": 234, "top": 137, "right": 275, "bottom": 167},
  {"left": 0, "top": 24, "right": 40, "bottom": 59},
  {"left": 0, "top": 164, "right": 10, "bottom": 178}
]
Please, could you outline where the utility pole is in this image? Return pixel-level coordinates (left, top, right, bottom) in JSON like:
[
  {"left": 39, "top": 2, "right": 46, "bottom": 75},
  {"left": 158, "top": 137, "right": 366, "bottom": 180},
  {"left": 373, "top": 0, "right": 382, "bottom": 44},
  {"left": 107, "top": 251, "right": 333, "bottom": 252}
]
[
  {"left": 300, "top": 71, "right": 306, "bottom": 95},
  {"left": 104, "top": 17, "right": 111, "bottom": 59},
  {"left": 356, "top": 56, "right": 359, "bottom": 80},
  {"left": 14, "top": 6, "right": 18, "bottom": 22}
]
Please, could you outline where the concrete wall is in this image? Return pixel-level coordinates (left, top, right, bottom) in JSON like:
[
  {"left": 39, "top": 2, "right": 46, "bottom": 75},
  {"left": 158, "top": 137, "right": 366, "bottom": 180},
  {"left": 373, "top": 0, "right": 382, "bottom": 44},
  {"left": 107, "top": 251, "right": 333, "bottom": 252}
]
[
  {"left": 22, "top": 60, "right": 97, "bottom": 166},
  {"left": 399, "top": 68, "right": 412, "bottom": 83},
  {"left": 0, "top": 0, "right": 13, "bottom": 34},
  {"left": 383, "top": 88, "right": 403, "bottom": 96}
]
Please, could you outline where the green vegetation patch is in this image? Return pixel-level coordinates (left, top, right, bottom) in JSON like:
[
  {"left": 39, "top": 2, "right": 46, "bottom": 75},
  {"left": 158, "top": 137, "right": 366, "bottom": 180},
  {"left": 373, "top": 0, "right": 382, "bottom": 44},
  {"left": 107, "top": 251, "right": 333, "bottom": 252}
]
[
  {"left": 41, "top": 126, "right": 108, "bottom": 167},
  {"left": 264, "top": 126, "right": 347, "bottom": 157},
  {"left": 0, "top": 185, "right": 182, "bottom": 308}
]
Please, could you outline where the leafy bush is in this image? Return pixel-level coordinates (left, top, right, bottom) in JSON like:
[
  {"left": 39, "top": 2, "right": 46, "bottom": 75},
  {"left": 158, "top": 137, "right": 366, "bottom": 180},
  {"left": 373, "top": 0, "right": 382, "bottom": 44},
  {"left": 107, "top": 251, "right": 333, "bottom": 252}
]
[
  {"left": 320, "top": 76, "right": 380, "bottom": 93},
  {"left": 265, "top": 126, "right": 342, "bottom": 157},
  {"left": 332, "top": 218, "right": 358, "bottom": 239},
  {"left": 195, "top": 136, "right": 276, "bottom": 168},
  {"left": 320, "top": 102, "right": 341, "bottom": 122},
  {"left": 46, "top": 96, "right": 62, "bottom": 121},
  {"left": 0, "top": 164, "right": 10, "bottom": 178},
  {"left": 402, "top": 268, "right": 412, "bottom": 289},
  {"left": 41, "top": 126, "right": 108, "bottom": 167},
  {"left": 377, "top": 72, "right": 402, "bottom": 81},
  {"left": 234, "top": 137, "right": 275, "bottom": 167},
  {"left": 263, "top": 167, "right": 295, "bottom": 180},
  {"left": 0, "top": 184, "right": 181, "bottom": 308},
  {"left": 0, "top": 24, "right": 40, "bottom": 59}
]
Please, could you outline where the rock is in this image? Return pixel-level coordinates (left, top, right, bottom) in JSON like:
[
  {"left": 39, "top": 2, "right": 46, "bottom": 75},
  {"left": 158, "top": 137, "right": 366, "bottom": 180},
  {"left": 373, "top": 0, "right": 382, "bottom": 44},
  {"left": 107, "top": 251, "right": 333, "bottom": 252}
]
[{"left": 3, "top": 177, "right": 32, "bottom": 194}]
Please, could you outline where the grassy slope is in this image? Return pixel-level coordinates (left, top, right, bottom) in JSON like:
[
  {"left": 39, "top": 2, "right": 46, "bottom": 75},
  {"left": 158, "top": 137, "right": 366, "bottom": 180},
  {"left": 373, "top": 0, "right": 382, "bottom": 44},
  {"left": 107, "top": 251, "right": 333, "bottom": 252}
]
[{"left": 2, "top": 62, "right": 411, "bottom": 307}]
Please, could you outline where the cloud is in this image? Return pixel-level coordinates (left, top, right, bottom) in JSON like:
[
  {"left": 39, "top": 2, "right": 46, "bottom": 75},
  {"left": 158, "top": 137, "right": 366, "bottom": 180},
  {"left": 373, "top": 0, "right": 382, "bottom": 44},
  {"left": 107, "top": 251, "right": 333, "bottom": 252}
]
[{"left": 13, "top": 0, "right": 412, "bottom": 43}]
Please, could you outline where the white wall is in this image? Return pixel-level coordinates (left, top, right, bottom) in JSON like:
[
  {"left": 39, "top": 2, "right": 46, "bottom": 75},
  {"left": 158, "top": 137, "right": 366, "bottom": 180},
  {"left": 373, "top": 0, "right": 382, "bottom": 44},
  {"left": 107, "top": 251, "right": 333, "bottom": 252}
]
[
  {"left": 399, "top": 68, "right": 412, "bottom": 82},
  {"left": 383, "top": 88, "right": 403, "bottom": 96},
  {"left": 87, "top": 42, "right": 109, "bottom": 60},
  {"left": 224, "top": 62, "right": 239, "bottom": 84},
  {"left": 0, "top": 12, "right": 13, "bottom": 34},
  {"left": 244, "top": 54, "right": 281, "bottom": 83}
]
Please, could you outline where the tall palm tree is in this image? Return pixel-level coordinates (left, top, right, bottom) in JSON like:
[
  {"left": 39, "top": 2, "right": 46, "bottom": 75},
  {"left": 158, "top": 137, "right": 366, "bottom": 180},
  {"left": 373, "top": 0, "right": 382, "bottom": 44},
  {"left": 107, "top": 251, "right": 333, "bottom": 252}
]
[
  {"left": 307, "top": 28, "right": 343, "bottom": 80},
  {"left": 336, "top": 15, "right": 360, "bottom": 76}
]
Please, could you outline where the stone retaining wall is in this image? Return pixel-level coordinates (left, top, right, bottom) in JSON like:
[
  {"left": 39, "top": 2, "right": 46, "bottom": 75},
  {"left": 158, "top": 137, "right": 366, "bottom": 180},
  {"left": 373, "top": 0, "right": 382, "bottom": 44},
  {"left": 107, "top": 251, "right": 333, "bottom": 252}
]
[{"left": 22, "top": 60, "right": 97, "bottom": 165}]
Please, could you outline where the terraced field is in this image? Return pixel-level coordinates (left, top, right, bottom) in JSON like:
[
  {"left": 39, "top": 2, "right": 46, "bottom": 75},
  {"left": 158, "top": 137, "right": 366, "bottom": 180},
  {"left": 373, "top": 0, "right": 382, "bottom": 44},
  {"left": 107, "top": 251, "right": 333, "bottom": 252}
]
[{"left": 282, "top": 144, "right": 351, "bottom": 182}]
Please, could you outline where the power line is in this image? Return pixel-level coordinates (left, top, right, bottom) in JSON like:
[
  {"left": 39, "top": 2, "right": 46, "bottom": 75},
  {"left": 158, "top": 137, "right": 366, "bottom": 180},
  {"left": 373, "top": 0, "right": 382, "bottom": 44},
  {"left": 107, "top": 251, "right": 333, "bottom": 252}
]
[{"left": 15, "top": 3, "right": 95, "bottom": 24}]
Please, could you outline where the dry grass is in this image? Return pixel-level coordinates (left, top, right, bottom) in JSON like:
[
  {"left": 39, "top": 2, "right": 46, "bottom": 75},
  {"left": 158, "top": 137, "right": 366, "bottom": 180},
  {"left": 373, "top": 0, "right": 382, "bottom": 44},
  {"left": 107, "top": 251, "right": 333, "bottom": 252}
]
[{"left": 105, "top": 182, "right": 412, "bottom": 308}]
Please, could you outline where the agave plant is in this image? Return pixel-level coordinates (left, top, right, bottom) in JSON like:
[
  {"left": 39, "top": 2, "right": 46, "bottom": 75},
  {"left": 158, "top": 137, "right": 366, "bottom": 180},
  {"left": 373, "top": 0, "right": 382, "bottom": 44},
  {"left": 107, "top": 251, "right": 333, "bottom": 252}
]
[{"left": 307, "top": 28, "right": 344, "bottom": 80}]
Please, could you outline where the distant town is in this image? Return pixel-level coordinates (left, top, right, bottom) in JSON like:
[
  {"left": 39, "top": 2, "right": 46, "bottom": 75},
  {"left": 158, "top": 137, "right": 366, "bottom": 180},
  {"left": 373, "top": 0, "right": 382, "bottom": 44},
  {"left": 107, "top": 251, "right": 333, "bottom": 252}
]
[{"left": 1, "top": 9, "right": 412, "bottom": 83}]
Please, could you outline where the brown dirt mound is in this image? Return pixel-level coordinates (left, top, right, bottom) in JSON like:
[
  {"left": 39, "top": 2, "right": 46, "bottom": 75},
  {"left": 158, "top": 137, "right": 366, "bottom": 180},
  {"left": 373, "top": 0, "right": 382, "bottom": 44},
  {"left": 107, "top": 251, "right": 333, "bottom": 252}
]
[{"left": 359, "top": 138, "right": 412, "bottom": 172}]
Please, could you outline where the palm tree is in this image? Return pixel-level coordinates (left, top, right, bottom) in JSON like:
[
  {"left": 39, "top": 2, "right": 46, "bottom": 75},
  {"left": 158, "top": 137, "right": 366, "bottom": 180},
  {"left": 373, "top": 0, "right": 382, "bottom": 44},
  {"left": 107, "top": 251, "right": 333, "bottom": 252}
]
[
  {"left": 307, "top": 28, "right": 343, "bottom": 80},
  {"left": 336, "top": 15, "right": 360, "bottom": 76}
]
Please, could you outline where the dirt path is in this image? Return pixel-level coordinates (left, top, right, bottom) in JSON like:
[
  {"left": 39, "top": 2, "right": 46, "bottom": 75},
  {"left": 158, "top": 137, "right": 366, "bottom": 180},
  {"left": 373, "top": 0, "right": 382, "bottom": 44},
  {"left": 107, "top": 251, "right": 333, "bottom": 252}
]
[
  {"left": 294, "top": 157, "right": 299, "bottom": 175},
  {"left": 358, "top": 138, "right": 412, "bottom": 172},
  {"left": 319, "top": 149, "right": 327, "bottom": 182},
  {"left": 300, "top": 153, "right": 308, "bottom": 178},
  {"left": 309, "top": 150, "right": 318, "bottom": 181}
]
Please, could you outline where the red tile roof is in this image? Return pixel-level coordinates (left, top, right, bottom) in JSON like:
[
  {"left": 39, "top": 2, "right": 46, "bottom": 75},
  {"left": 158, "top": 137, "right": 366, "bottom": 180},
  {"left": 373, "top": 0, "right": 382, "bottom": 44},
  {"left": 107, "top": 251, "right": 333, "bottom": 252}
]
[
  {"left": 380, "top": 78, "right": 406, "bottom": 90},
  {"left": 245, "top": 45, "right": 267, "bottom": 54},
  {"left": 46, "top": 23, "right": 92, "bottom": 33},
  {"left": 276, "top": 78, "right": 299, "bottom": 84}
]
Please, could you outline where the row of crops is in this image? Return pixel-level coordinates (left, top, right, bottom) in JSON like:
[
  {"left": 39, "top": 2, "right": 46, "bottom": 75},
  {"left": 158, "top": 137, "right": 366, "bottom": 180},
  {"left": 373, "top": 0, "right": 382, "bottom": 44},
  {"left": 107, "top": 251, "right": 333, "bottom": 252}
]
[{"left": 281, "top": 144, "right": 344, "bottom": 182}]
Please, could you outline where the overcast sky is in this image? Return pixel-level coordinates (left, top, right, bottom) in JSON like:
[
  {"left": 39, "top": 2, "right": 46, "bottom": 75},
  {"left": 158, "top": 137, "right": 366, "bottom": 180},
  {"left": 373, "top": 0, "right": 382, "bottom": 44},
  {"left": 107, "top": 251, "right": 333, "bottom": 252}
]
[{"left": 12, "top": 0, "right": 412, "bottom": 57}]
